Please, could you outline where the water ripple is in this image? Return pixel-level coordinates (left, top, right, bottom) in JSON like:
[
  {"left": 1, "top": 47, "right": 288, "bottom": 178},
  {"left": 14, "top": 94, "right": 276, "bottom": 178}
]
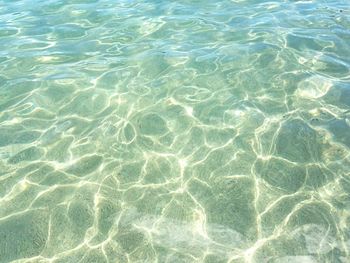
[{"left": 0, "top": 0, "right": 350, "bottom": 262}]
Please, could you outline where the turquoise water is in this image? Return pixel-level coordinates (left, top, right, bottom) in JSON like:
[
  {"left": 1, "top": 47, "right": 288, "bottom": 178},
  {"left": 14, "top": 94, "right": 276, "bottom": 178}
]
[{"left": 0, "top": 0, "right": 350, "bottom": 262}]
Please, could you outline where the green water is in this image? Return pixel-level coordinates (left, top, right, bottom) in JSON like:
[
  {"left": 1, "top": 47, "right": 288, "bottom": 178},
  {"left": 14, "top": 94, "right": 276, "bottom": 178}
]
[{"left": 1, "top": 0, "right": 350, "bottom": 262}]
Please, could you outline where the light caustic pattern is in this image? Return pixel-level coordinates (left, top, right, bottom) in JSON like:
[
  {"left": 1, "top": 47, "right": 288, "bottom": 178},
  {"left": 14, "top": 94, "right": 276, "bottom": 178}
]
[{"left": 0, "top": 0, "right": 350, "bottom": 262}]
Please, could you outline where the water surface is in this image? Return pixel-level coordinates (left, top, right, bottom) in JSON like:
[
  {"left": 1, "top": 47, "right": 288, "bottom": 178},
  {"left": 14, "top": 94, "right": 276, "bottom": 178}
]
[{"left": 0, "top": 0, "right": 350, "bottom": 262}]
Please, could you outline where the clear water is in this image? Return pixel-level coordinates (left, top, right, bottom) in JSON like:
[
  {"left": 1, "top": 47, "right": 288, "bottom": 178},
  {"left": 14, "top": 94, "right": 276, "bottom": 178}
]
[{"left": 0, "top": 0, "right": 350, "bottom": 262}]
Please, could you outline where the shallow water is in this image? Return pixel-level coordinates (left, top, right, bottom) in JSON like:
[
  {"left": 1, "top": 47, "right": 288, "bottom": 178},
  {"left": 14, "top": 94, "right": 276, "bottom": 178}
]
[{"left": 0, "top": 0, "right": 350, "bottom": 262}]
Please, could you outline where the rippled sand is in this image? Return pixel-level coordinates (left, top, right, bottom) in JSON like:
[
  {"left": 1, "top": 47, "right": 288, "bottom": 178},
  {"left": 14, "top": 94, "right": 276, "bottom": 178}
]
[{"left": 0, "top": 0, "right": 350, "bottom": 262}]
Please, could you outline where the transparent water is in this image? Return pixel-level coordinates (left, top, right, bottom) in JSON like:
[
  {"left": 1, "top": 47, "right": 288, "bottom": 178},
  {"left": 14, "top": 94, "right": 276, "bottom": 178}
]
[{"left": 0, "top": 0, "right": 350, "bottom": 262}]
